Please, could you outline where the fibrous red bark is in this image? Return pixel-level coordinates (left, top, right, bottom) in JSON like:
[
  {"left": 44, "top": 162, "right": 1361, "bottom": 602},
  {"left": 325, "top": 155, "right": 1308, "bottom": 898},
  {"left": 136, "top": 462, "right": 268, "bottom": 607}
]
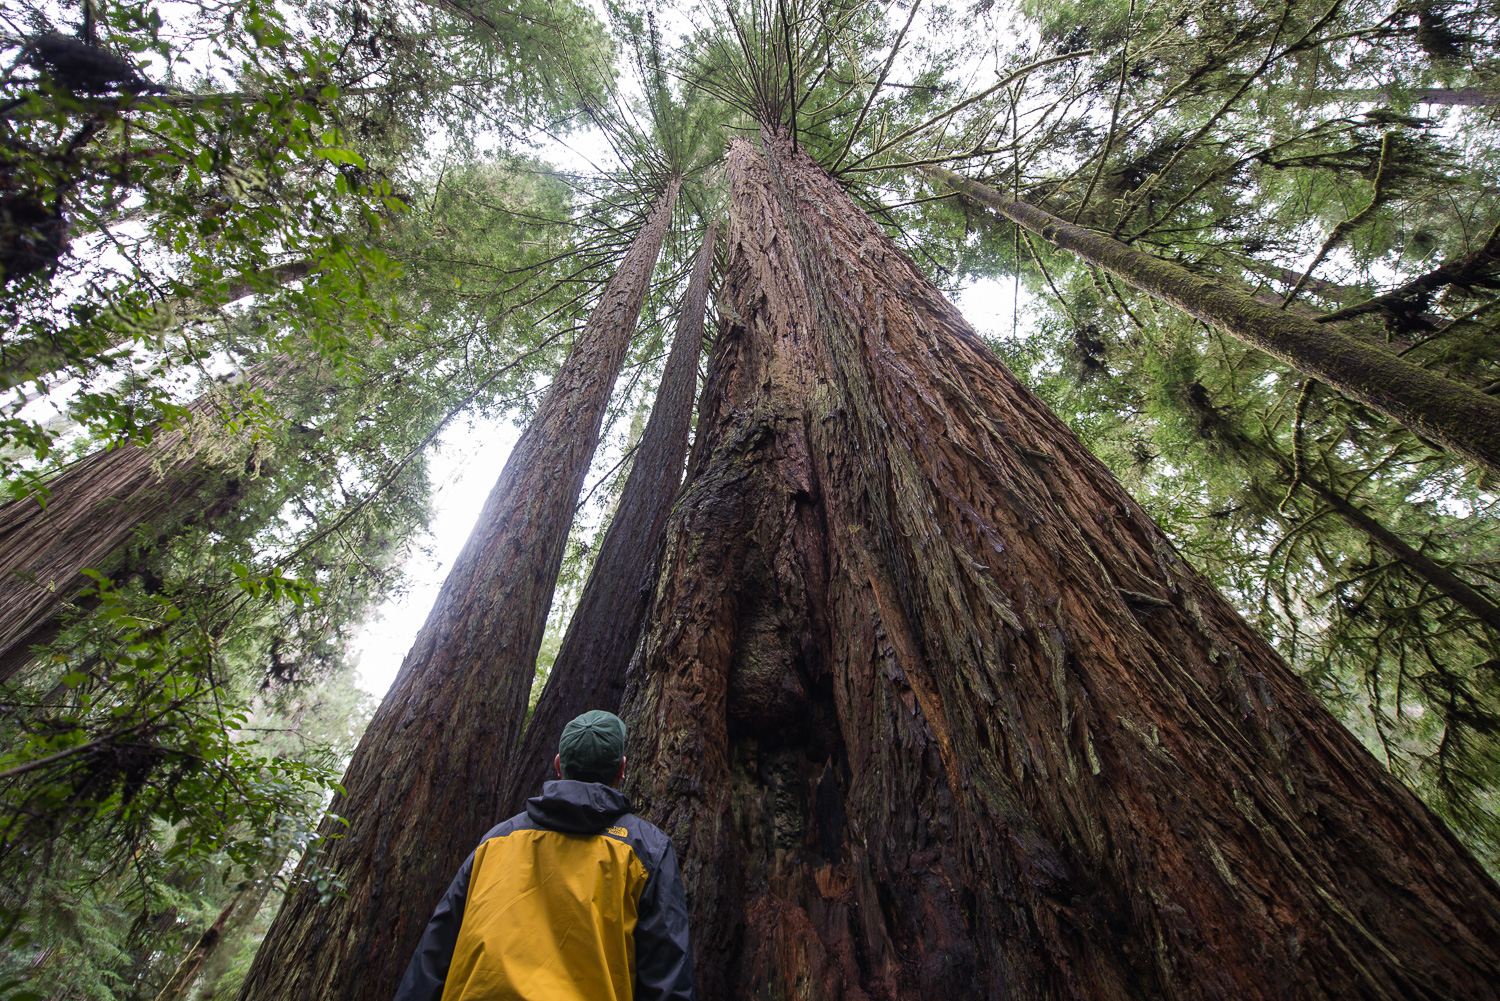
[
  {"left": 237, "top": 177, "right": 680, "bottom": 1001},
  {"left": 503, "top": 219, "right": 716, "bottom": 813},
  {"left": 621, "top": 133, "right": 1500, "bottom": 1000},
  {"left": 0, "top": 385, "right": 251, "bottom": 682}
]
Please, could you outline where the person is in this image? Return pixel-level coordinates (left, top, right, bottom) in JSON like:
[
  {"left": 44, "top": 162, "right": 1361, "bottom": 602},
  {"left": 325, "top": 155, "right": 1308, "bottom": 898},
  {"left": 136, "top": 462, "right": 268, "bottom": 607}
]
[{"left": 392, "top": 710, "right": 695, "bottom": 1001}]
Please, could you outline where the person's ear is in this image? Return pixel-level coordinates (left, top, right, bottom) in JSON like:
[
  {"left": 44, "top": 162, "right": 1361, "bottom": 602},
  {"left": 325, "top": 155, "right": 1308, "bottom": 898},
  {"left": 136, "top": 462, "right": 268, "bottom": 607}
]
[
  {"left": 613, "top": 756, "right": 627, "bottom": 787},
  {"left": 554, "top": 754, "right": 563, "bottom": 779}
]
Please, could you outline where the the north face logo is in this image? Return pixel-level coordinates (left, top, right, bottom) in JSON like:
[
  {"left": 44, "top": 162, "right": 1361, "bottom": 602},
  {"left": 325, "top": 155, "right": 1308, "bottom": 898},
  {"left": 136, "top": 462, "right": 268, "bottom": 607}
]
[{"left": 607, "top": 826, "right": 628, "bottom": 838}]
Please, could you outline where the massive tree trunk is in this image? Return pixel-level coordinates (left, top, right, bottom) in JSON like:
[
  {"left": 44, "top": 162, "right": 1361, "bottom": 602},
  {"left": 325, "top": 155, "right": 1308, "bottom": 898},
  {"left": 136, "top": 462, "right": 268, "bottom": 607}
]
[
  {"left": 0, "top": 388, "right": 252, "bottom": 682},
  {"left": 237, "top": 177, "right": 680, "bottom": 1001},
  {"left": 930, "top": 167, "right": 1500, "bottom": 478},
  {"left": 620, "top": 133, "right": 1500, "bottom": 1001},
  {"left": 502, "top": 220, "right": 715, "bottom": 813}
]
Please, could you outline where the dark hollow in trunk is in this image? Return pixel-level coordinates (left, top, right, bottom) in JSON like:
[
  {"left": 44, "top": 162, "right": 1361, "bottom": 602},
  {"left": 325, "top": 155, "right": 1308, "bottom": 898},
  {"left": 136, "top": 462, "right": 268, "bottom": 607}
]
[
  {"left": 503, "top": 220, "right": 716, "bottom": 814},
  {"left": 236, "top": 178, "right": 680, "bottom": 1001},
  {"left": 620, "top": 134, "right": 1500, "bottom": 1001},
  {"left": 931, "top": 167, "right": 1500, "bottom": 479}
]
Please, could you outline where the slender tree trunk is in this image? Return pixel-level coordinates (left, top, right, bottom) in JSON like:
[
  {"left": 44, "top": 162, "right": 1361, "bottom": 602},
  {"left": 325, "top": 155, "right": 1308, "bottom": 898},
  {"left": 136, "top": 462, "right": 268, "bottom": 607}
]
[
  {"left": 502, "top": 220, "right": 715, "bottom": 813},
  {"left": 931, "top": 167, "right": 1500, "bottom": 477},
  {"left": 1183, "top": 379, "right": 1500, "bottom": 632},
  {"left": 236, "top": 177, "right": 680, "bottom": 1001},
  {"left": 0, "top": 388, "right": 252, "bottom": 682},
  {"left": 1304, "top": 475, "right": 1500, "bottom": 631},
  {"left": 621, "top": 132, "right": 1500, "bottom": 1001},
  {"left": 1303, "top": 87, "right": 1500, "bottom": 107},
  {"left": 184, "top": 875, "right": 278, "bottom": 1001},
  {"left": 151, "top": 878, "right": 269, "bottom": 1001}
]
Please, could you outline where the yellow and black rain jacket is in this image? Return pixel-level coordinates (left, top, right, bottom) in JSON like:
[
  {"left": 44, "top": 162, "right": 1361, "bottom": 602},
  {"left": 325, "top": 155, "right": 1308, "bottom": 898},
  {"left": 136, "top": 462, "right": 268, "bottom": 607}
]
[{"left": 392, "top": 780, "right": 694, "bottom": 1001}]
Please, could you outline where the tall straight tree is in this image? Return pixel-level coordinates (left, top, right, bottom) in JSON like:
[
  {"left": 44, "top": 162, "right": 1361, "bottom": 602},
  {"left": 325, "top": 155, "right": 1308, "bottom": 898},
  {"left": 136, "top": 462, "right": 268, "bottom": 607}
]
[
  {"left": 237, "top": 176, "right": 680, "bottom": 1001},
  {"left": 928, "top": 168, "right": 1500, "bottom": 478},
  {"left": 619, "top": 132, "right": 1500, "bottom": 1000},
  {"left": 503, "top": 219, "right": 717, "bottom": 813}
]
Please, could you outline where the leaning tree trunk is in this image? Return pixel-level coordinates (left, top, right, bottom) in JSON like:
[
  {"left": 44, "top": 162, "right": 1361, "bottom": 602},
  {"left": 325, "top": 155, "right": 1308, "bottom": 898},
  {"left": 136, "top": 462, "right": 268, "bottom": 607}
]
[
  {"left": 930, "top": 167, "right": 1500, "bottom": 478},
  {"left": 501, "top": 220, "right": 716, "bottom": 814},
  {"left": 620, "top": 132, "right": 1500, "bottom": 1001},
  {"left": 0, "top": 261, "right": 312, "bottom": 390},
  {"left": 0, "top": 384, "right": 255, "bottom": 682},
  {"left": 152, "top": 873, "right": 275, "bottom": 1001},
  {"left": 1229, "top": 412, "right": 1500, "bottom": 634},
  {"left": 237, "top": 177, "right": 680, "bottom": 1001}
]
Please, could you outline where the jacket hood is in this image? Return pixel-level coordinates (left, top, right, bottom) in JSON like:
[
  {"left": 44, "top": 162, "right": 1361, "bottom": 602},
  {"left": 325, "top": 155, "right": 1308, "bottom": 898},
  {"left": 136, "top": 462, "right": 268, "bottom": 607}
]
[{"left": 525, "top": 779, "right": 632, "bottom": 834}]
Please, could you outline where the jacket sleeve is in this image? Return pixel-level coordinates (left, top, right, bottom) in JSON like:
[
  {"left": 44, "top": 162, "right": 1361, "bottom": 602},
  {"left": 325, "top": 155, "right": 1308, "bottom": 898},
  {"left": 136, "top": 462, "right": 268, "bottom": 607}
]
[
  {"left": 634, "top": 838, "right": 695, "bottom": 1001},
  {"left": 391, "top": 852, "right": 475, "bottom": 1001}
]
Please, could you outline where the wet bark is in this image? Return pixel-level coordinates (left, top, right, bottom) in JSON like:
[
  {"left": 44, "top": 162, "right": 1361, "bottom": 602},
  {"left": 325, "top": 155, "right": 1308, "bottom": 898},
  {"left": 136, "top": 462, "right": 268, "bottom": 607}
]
[
  {"left": 621, "top": 133, "right": 1500, "bottom": 1001},
  {"left": 931, "top": 167, "right": 1500, "bottom": 478},
  {"left": 236, "top": 178, "right": 680, "bottom": 1001},
  {"left": 0, "top": 388, "right": 251, "bottom": 682},
  {"left": 502, "top": 220, "right": 715, "bottom": 813}
]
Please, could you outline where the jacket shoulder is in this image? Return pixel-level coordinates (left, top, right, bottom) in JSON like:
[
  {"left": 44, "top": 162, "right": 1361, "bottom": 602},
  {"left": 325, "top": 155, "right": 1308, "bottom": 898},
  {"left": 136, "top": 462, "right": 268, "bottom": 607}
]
[
  {"left": 477, "top": 812, "right": 534, "bottom": 845},
  {"left": 616, "top": 813, "right": 676, "bottom": 871}
]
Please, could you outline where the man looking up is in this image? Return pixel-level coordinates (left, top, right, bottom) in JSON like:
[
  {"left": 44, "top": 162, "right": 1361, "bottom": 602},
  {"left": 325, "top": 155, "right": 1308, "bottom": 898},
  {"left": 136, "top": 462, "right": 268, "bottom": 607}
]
[{"left": 393, "top": 710, "right": 695, "bottom": 1001}]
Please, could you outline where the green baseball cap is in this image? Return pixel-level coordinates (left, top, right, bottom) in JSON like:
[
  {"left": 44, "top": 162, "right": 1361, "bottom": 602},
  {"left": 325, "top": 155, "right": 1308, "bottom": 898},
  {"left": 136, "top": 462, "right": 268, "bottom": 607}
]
[{"left": 558, "top": 710, "right": 627, "bottom": 781}]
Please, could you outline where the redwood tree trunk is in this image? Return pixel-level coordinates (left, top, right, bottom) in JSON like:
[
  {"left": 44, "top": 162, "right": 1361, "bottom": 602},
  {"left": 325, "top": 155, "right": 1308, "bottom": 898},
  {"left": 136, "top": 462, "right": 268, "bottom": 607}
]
[
  {"left": 620, "top": 133, "right": 1500, "bottom": 1001},
  {"left": 930, "top": 167, "right": 1500, "bottom": 478},
  {"left": 236, "top": 177, "right": 680, "bottom": 1001},
  {"left": 0, "top": 388, "right": 249, "bottom": 682},
  {"left": 502, "top": 220, "right": 716, "bottom": 813}
]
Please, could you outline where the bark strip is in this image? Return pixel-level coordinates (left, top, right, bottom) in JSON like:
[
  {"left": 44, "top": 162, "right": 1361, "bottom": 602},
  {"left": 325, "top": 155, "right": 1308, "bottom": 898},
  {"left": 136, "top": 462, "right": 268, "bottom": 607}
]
[
  {"left": 930, "top": 166, "right": 1500, "bottom": 477},
  {"left": 237, "top": 177, "right": 680, "bottom": 1001},
  {"left": 502, "top": 219, "right": 716, "bottom": 812}
]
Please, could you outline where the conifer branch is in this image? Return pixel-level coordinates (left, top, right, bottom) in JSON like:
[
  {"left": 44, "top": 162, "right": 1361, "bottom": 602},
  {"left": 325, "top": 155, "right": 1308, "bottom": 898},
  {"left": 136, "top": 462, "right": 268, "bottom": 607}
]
[{"left": 1282, "top": 131, "right": 1397, "bottom": 308}]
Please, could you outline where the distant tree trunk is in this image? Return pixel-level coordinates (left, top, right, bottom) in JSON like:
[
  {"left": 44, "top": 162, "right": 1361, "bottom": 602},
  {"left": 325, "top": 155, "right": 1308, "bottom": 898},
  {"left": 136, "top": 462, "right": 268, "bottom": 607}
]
[
  {"left": 1304, "top": 87, "right": 1500, "bottom": 107},
  {"left": 932, "top": 167, "right": 1500, "bottom": 478},
  {"left": 0, "top": 387, "right": 252, "bottom": 682},
  {"left": 152, "top": 876, "right": 273, "bottom": 1001},
  {"left": 0, "top": 261, "right": 311, "bottom": 389},
  {"left": 236, "top": 177, "right": 680, "bottom": 1001},
  {"left": 502, "top": 219, "right": 715, "bottom": 813},
  {"left": 620, "top": 132, "right": 1500, "bottom": 1001}
]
